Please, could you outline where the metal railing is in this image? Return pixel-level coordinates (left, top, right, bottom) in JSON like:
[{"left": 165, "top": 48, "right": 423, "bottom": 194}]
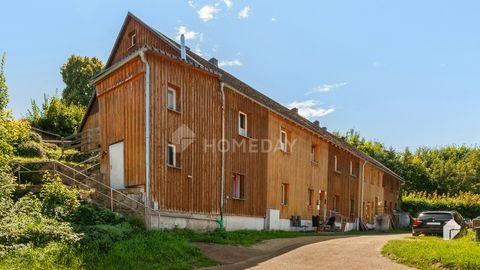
[{"left": 12, "top": 160, "right": 218, "bottom": 225}]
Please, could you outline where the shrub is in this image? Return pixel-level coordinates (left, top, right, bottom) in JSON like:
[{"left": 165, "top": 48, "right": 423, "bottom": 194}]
[
  {"left": 29, "top": 131, "right": 42, "bottom": 143},
  {"left": 72, "top": 204, "right": 124, "bottom": 226},
  {"left": 63, "top": 151, "right": 95, "bottom": 163},
  {"left": 402, "top": 192, "right": 480, "bottom": 218},
  {"left": 40, "top": 173, "right": 80, "bottom": 221},
  {"left": 16, "top": 141, "right": 45, "bottom": 158}
]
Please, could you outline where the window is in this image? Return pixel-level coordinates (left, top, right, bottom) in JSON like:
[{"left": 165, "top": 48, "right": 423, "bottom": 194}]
[
  {"left": 307, "top": 189, "right": 314, "bottom": 208},
  {"left": 238, "top": 112, "right": 247, "bottom": 136},
  {"left": 334, "top": 155, "right": 339, "bottom": 172},
  {"left": 232, "top": 174, "right": 244, "bottom": 199},
  {"left": 350, "top": 161, "right": 354, "bottom": 175},
  {"left": 311, "top": 144, "right": 318, "bottom": 162},
  {"left": 167, "top": 88, "right": 177, "bottom": 111},
  {"left": 281, "top": 183, "right": 289, "bottom": 205},
  {"left": 350, "top": 199, "right": 355, "bottom": 215},
  {"left": 333, "top": 195, "right": 339, "bottom": 212},
  {"left": 167, "top": 144, "right": 176, "bottom": 167},
  {"left": 280, "top": 130, "right": 287, "bottom": 152},
  {"left": 129, "top": 31, "right": 137, "bottom": 47}
]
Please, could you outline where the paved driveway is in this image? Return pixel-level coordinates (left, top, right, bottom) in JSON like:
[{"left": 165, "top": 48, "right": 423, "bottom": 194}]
[{"left": 249, "top": 234, "right": 413, "bottom": 270}]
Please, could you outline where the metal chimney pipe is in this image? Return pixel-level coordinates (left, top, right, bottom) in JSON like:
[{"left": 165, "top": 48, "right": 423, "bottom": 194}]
[{"left": 180, "top": 34, "right": 187, "bottom": 60}]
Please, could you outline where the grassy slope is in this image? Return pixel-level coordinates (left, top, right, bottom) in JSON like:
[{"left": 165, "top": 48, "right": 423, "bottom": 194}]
[
  {"left": 383, "top": 231, "right": 480, "bottom": 270},
  {"left": 0, "top": 229, "right": 317, "bottom": 270}
]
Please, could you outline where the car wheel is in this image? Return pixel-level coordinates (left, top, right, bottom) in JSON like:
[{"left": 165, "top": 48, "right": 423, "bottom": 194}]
[{"left": 412, "top": 232, "right": 420, "bottom": 236}]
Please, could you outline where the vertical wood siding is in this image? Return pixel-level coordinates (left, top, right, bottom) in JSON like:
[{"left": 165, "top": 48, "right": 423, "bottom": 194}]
[
  {"left": 266, "top": 112, "right": 329, "bottom": 220},
  {"left": 96, "top": 58, "right": 146, "bottom": 187}
]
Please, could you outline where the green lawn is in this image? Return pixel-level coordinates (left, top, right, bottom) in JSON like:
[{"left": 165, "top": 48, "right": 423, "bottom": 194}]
[{"left": 383, "top": 230, "right": 480, "bottom": 270}]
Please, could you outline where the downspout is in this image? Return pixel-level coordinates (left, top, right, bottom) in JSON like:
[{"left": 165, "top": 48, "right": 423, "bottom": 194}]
[
  {"left": 217, "top": 82, "right": 226, "bottom": 230},
  {"left": 139, "top": 51, "right": 151, "bottom": 226},
  {"left": 359, "top": 159, "right": 367, "bottom": 229}
]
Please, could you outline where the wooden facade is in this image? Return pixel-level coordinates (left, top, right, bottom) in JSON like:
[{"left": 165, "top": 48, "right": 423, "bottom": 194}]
[{"left": 80, "top": 13, "right": 403, "bottom": 228}]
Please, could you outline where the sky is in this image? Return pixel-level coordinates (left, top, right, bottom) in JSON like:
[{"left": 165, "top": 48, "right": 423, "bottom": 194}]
[{"left": 1, "top": 1, "right": 479, "bottom": 151}]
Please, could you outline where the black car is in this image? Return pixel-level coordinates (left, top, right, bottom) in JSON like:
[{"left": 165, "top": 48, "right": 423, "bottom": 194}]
[{"left": 412, "top": 211, "right": 467, "bottom": 236}]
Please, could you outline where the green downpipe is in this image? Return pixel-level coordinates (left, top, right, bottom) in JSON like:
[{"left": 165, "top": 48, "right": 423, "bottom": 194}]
[{"left": 215, "top": 219, "right": 225, "bottom": 231}]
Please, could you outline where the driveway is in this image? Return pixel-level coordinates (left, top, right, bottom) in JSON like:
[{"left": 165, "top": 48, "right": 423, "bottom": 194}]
[
  {"left": 199, "top": 233, "right": 413, "bottom": 270},
  {"left": 249, "top": 234, "right": 413, "bottom": 270}
]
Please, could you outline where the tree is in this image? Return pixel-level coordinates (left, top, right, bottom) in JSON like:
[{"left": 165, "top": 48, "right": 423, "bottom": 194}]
[
  {"left": 60, "top": 55, "right": 103, "bottom": 106},
  {"left": 0, "top": 53, "right": 9, "bottom": 111},
  {"left": 27, "top": 95, "right": 85, "bottom": 137}
]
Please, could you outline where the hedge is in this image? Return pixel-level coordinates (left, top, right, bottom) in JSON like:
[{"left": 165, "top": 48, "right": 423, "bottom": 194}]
[{"left": 402, "top": 192, "right": 480, "bottom": 218}]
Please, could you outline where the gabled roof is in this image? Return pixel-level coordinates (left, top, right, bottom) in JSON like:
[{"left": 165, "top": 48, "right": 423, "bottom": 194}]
[{"left": 85, "top": 12, "right": 404, "bottom": 181}]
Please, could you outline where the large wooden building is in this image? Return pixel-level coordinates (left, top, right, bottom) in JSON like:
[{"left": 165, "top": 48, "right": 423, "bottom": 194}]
[{"left": 79, "top": 13, "right": 403, "bottom": 231}]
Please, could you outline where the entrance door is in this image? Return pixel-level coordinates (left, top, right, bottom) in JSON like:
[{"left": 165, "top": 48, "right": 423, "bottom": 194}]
[{"left": 109, "top": 142, "right": 124, "bottom": 189}]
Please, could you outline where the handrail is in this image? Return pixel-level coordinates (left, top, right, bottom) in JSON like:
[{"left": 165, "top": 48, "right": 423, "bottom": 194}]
[{"left": 13, "top": 159, "right": 218, "bottom": 222}]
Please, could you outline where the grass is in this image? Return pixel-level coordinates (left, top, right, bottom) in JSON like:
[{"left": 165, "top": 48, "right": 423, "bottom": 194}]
[
  {"left": 174, "top": 229, "right": 317, "bottom": 247},
  {"left": 382, "top": 230, "right": 480, "bottom": 269},
  {"left": 0, "top": 227, "right": 319, "bottom": 270}
]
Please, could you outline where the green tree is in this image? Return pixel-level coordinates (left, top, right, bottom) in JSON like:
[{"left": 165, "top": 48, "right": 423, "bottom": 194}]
[
  {"left": 27, "top": 95, "right": 85, "bottom": 137},
  {"left": 61, "top": 55, "right": 103, "bottom": 106},
  {"left": 0, "top": 53, "right": 9, "bottom": 111}
]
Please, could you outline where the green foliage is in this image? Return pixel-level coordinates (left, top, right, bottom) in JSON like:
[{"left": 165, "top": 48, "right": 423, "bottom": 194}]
[
  {"left": 0, "top": 111, "right": 31, "bottom": 163},
  {"left": 402, "top": 192, "right": 480, "bottom": 218},
  {"left": 72, "top": 203, "right": 124, "bottom": 226},
  {"left": 16, "top": 141, "right": 45, "bottom": 158},
  {"left": 335, "top": 129, "right": 480, "bottom": 195},
  {"left": 40, "top": 173, "right": 80, "bottom": 221},
  {"left": 383, "top": 231, "right": 480, "bottom": 269},
  {"left": 0, "top": 53, "right": 9, "bottom": 111},
  {"left": 28, "top": 95, "right": 85, "bottom": 137},
  {"left": 61, "top": 55, "right": 103, "bottom": 106},
  {"left": 64, "top": 150, "right": 96, "bottom": 163},
  {"left": 85, "top": 230, "right": 216, "bottom": 270},
  {"left": 173, "top": 229, "right": 315, "bottom": 247}
]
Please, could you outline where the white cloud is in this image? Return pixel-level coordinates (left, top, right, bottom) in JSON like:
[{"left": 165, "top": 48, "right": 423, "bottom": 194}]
[
  {"left": 175, "top": 25, "right": 200, "bottom": 41},
  {"left": 222, "top": 0, "right": 233, "bottom": 9},
  {"left": 198, "top": 5, "right": 221, "bottom": 22},
  {"left": 287, "top": 100, "right": 335, "bottom": 118},
  {"left": 238, "top": 6, "right": 250, "bottom": 18},
  {"left": 218, "top": 59, "right": 243, "bottom": 67},
  {"left": 271, "top": 17, "right": 276, "bottom": 22},
  {"left": 306, "top": 82, "right": 348, "bottom": 94},
  {"left": 187, "top": 0, "right": 195, "bottom": 8}
]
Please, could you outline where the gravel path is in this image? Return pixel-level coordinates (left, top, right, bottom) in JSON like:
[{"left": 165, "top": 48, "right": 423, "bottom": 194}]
[{"left": 249, "top": 234, "right": 414, "bottom": 270}]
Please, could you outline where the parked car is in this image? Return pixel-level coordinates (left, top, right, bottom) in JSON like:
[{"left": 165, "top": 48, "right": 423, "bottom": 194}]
[{"left": 412, "top": 211, "right": 467, "bottom": 236}]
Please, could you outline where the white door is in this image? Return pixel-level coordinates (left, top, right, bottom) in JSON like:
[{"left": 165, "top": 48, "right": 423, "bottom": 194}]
[{"left": 109, "top": 142, "right": 124, "bottom": 189}]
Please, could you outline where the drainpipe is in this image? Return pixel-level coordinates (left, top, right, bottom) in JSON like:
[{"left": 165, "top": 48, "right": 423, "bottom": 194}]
[
  {"left": 359, "top": 159, "right": 367, "bottom": 229},
  {"left": 139, "top": 51, "right": 151, "bottom": 226},
  {"left": 217, "top": 82, "right": 226, "bottom": 230}
]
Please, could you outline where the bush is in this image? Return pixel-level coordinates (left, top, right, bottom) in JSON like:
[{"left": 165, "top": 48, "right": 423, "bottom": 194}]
[
  {"left": 63, "top": 151, "right": 95, "bottom": 163},
  {"left": 402, "top": 192, "right": 480, "bottom": 218},
  {"left": 29, "top": 131, "right": 42, "bottom": 143},
  {"left": 16, "top": 141, "right": 45, "bottom": 158},
  {"left": 40, "top": 173, "right": 80, "bottom": 221},
  {"left": 72, "top": 204, "right": 124, "bottom": 226}
]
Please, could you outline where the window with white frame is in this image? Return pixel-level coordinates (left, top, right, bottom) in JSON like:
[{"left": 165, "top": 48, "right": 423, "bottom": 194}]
[
  {"left": 232, "top": 173, "right": 244, "bottom": 199},
  {"left": 238, "top": 112, "right": 247, "bottom": 137},
  {"left": 167, "top": 144, "right": 176, "bottom": 167},
  {"left": 280, "top": 130, "right": 287, "bottom": 152},
  {"left": 128, "top": 31, "right": 137, "bottom": 48},
  {"left": 167, "top": 88, "right": 177, "bottom": 111},
  {"left": 333, "top": 195, "right": 339, "bottom": 212},
  {"left": 281, "top": 183, "right": 288, "bottom": 205}
]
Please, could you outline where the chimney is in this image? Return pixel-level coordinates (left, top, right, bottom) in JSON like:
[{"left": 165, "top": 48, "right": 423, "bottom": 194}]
[
  {"left": 209, "top": 57, "right": 218, "bottom": 67},
  {"left": 313, "top": 120, "right": 320, "bottom": 127},
  {"left": 322, "top": 127, "right": 327, "bottom": 131},
  {"left": 291, "top": 107, "right": 298, "bottom": 114},
  {"left": 180, "top": 34, "right": 187, "bottom": 60}
]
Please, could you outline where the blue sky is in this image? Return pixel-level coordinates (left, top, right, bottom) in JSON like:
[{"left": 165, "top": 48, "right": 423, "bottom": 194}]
[{"left": 1, "top": 1, "right": 479, "bottom": 150}]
